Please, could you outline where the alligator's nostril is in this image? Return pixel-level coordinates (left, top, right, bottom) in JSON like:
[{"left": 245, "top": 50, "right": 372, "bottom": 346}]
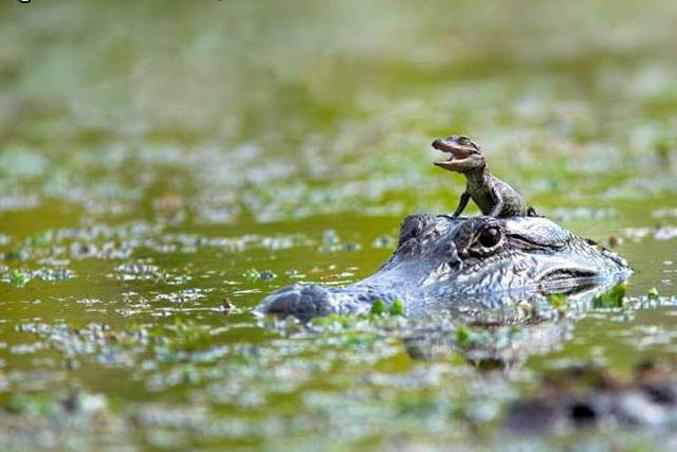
[
  {"left": 259, "top": 284, "right": 335, "bottom": 321},
  {"left": 569, "top": 402, "right": 597, "bottom": 426}
]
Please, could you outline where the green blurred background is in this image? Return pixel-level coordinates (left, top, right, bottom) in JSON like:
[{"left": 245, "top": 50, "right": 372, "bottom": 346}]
[{"left": 2, "top": 0, "right": 676, "bottom": 225}]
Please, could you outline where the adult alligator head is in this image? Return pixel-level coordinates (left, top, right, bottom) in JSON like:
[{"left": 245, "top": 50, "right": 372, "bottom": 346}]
[{"left": 258, "top": 214, "right": 631, "bottom": 321}]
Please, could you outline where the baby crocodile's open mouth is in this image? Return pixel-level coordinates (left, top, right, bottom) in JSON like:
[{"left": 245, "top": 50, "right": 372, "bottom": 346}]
[{"left": 431, "top": 139, "right": 472, "bottom": 169}]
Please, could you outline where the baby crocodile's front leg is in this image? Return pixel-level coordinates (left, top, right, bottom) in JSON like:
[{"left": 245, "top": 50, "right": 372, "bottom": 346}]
[{"left": 452, "top": 192, "right": 470, "bottom": 217}]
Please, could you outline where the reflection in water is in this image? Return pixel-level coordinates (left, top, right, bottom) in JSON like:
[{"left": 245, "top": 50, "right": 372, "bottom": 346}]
[
  {"left": 403, "top": 283, "right": 616, "bottom": 370},
  {"left": 404, "top": 321, "right": 571, "bottom": 371}
]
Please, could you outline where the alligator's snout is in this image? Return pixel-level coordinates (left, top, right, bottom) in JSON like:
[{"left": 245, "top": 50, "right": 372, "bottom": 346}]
[
  {"left": 259, "top": 282, "right": 407, "bottom": 321},
  {"left": 259, "top": 284, "right": 336, "bottom": 320}
]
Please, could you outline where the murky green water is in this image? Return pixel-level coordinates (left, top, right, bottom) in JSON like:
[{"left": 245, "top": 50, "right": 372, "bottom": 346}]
[{"left": 0, "top": 0, "right": 676, "bottom": 450}]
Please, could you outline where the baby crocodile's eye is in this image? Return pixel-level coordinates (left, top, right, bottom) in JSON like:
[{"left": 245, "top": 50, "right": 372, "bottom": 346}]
[
  {"left": 458, "top": 136, "right": 470, "bottom": 146},
  {"left": 478, "top": 226, "right": 501, "bottom": 248}
]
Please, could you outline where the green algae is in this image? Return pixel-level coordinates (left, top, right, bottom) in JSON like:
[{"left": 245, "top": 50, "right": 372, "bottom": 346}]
[
  {"left": 547, "top": 294, "right": 569, "bottom": 311},
  {"left": 9, "top": 270, "right": 27, "bottom": 287},
  {"left": 390, "top": 298, "right": 405, "bottom": 316},
  {"left": 370, "top": 298, "right": 387, "bottom": 315},
  {"left": 455, "top": 325, "right": 473, "bottom": 347},
  {"left": 593, "top": 282, "right": 627, "bottom": 309},
  {"left": 242, "top": 268, "right": 262, "bottom": 282}
]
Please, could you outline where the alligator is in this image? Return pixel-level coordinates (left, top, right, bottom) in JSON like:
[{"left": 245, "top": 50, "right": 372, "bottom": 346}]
[
  {"left": 432, "top": 135, "right": 533, "bottom": 218},
  {"left": 258, "top": 214, "right": 631, "bottom": 321}
]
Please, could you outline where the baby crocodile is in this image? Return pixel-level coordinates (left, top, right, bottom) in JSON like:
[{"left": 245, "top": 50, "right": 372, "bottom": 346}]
[{"left": 432, "top": 135, "right": 532, "bottom": 218}]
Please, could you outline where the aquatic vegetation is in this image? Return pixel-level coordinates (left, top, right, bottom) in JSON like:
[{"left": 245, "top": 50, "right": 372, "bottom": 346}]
[
  {"left": 593, "top": 282, "right": 627, "bottom": 309},
  {"left": 157, "top": 317, "right": 213, "bottom": 353},
  {"left": 243, "top": 268, "right": 277, "bottom": 282},
  {"left": 243, "top": 268, "right": 261, "bottom": 282},
  {"left": 390, "top": 298, "right": 405, "bottom": 316},
  {"left": 547, "top": 294, "right": 569, "bottom": 311},
  {"left": 9, "top": 270, "right": 27, "bottom": 287},
  {"left": 370, "top": 298, "right": 386, "bottom": 315},
  {"left": 455, "top": 325, "right": 473, "bottom": 347}
]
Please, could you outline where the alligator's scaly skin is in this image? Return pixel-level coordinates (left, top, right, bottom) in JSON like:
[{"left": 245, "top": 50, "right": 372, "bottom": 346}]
[{"left": 258, "top": 215, "right": 631, "bottom": 321}]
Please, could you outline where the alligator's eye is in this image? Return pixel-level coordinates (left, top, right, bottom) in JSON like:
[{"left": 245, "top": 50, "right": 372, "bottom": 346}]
[
  {"left": 458, "top": 136, "right": 470, "bottom": 146},
  {"left": 465, "top": 225, "right": 503, "bottom": 258},
  {"left": 478, "top": 227, "right": 501, "bottom": 248}
]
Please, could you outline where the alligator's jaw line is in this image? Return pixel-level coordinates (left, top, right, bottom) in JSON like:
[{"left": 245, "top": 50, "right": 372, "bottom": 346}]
[{"left": 258, "top": 215, "right": 631, "bottom": 321}]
